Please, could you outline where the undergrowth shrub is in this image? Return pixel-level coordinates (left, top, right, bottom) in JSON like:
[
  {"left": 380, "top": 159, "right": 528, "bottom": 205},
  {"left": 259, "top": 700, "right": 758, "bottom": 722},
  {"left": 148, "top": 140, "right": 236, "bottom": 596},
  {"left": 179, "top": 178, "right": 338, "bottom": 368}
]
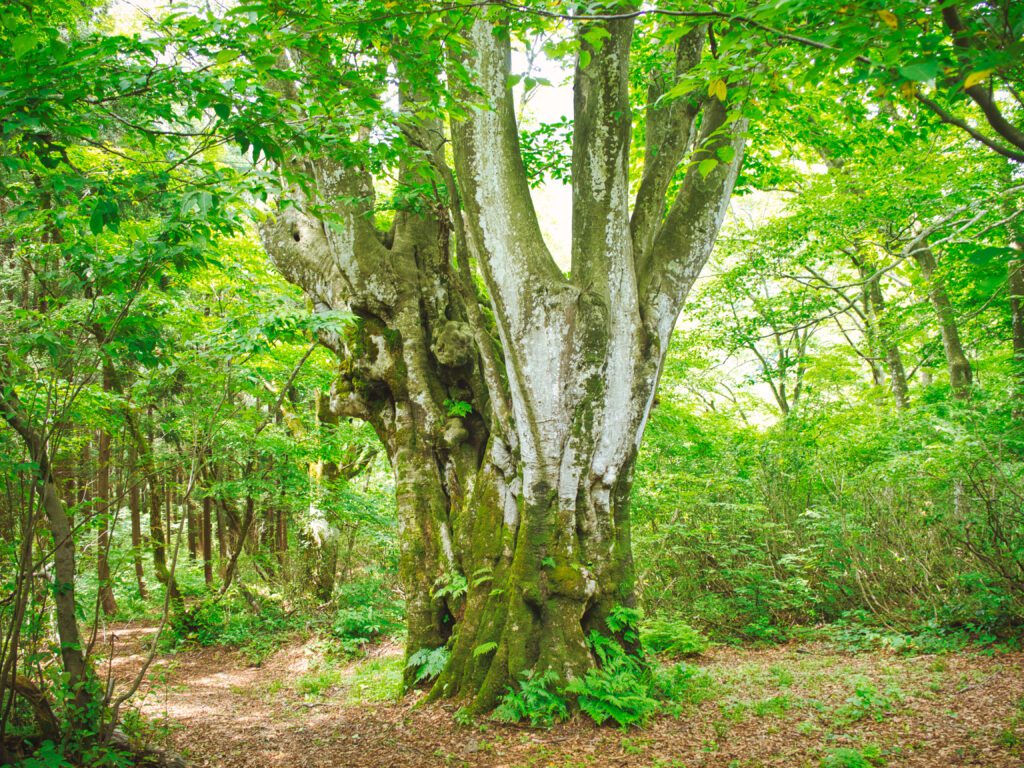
[
  {"left": 633, "top": 393, "right": 1024, "bottom": 646},
  {"left": 330, "top": 576, "right": 404, "bottom": 654},
  {"left": 641, "top": 615, "right": 708, "bottom": 657},
  {"left": 162, "top": 590, "right": 296, "bottom": 663}
]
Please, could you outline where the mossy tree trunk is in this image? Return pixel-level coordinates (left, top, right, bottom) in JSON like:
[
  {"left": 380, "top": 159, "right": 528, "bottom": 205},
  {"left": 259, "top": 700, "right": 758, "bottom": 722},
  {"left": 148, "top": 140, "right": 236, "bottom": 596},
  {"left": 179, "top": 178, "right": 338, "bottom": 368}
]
[{"left": 262, "top": 9, "right": 744, "bottom": 711}]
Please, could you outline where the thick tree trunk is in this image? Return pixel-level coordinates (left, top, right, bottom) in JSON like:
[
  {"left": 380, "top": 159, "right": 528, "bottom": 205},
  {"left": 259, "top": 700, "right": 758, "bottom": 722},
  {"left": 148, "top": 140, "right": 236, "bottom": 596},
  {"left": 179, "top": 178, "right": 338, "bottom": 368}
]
[
  {"left": 262, "top": 9, "right": 742, "bottom": 711},
  {"left": 421, "top": 446, "right": 640, "bottom": 712}
]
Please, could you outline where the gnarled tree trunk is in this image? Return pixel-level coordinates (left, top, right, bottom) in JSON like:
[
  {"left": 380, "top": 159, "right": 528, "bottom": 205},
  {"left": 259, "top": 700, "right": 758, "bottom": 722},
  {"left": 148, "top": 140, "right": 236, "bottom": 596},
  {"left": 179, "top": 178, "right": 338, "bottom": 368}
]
[{"left": 262, "top": 10, "right": 744, "bottom": 711}]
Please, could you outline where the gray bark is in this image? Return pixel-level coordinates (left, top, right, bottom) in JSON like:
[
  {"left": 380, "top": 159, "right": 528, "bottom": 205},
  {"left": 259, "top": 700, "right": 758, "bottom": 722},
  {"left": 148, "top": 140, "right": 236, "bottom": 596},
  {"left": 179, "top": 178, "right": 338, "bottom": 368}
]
[
  {"left": 261, "top": 10, "right": 744, "bottom": 709},
  {"left": 0, "top": 389, "right": 96, "bottom": 726}
]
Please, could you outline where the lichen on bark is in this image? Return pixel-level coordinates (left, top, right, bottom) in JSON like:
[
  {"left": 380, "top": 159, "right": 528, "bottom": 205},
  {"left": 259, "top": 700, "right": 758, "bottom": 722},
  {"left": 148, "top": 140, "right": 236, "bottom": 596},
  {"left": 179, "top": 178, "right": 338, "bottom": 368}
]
[{"left": 260, "top": 6, "right": 746, "bottom": 710}]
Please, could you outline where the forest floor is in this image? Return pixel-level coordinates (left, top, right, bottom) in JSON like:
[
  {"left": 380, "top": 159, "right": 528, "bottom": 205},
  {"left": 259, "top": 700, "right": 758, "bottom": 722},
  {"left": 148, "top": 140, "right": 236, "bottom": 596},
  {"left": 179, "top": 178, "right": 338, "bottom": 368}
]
[{"left": 103, "top": 623, "right": 1024, "bottom": 768}]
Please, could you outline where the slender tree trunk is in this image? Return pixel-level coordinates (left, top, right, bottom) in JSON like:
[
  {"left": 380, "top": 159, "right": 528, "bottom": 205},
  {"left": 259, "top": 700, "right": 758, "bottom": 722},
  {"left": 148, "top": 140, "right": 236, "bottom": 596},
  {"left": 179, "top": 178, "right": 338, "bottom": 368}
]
[
  {"left": 128, "top": 444, "right": 147, "bottom": 598},
  {"left": 95, "top": 363, "right": 118, "bottom": 616},
  {"left": 202, "top": 495, "right": 214, "bottom": 586},
  {"left": 911, "top": 240, "right": 972, "bottom": 398},
  {"left": 215, "top": 494, "right": 227, "bottom": 576},
  {"left": 275, "top": 506, "right": 286, "bottom": 569},
  {"left": 0, "top": 394, "right": 96, "bottom": 728},
  {"left": 186, "top": 498, "right": 198, "bottom": 561},
  {"left": 221, "top": 495, "right": 255, "bottom": 592},
  {"left": 1010, "top": 260, "right": 1024, "bottom": 410},
  {"left": 96, "top": 428, "right": 118, "bottom": 617},
  {"left": 856, "top": 256, "right": 909, "bottom": 408},
  {"left": 164, "top": 479, "right": 173, "bottom": 550},
  {"left": 149, "top": 478, "right": 179, "bottom": 602}
]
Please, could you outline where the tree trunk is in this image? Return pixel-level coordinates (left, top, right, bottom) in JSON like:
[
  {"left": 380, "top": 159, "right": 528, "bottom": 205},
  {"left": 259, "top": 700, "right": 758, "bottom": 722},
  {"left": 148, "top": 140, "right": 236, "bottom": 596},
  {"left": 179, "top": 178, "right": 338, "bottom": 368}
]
[
  {"left": 0, "top": 392, "right": 96, "bottom": 727},
  {"left": 96, "top": 363, "right": 118, "bottom": 616},
  {"left": 149, "top": 478, "right": 179, "bottom": 603},
  {"left": 128, "top": 444, "right": 147, "bottom": 599},
  {"left": 856, "top": 256, "right": 909, "bottom": 408},
  {"left": 275, "top": 505, "right": 286, "bottom": 569},
  {"left": 215, "top": 493, "right": 227, "bottom": 576},
  {"left": 1010, "top": 261, "right": 1024, "bottom": 411},
  {"left": 95, "top": 426, "right": 118, "bottom": 617},
  {"left": 911, "top": 239, "right": 972, "bottom": 398},
  {"left": 220, "top": 495, "right": 255, "bottom": 592},
  {"left": 262, "top": 10, "right": 743, "bottom": 711},
  {"left": 165, "top": 480, "right": 173, "bottom": 550},
  {"left": 202, "top": 495, "right": 214, "bottom": 586}
]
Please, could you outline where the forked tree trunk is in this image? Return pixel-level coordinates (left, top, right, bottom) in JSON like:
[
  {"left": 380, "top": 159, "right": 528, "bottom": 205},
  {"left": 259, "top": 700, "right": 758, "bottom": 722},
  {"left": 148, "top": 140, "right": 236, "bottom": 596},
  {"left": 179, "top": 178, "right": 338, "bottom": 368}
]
[{"left": 262, "top": 9, "right": 744, "bottom": 711}]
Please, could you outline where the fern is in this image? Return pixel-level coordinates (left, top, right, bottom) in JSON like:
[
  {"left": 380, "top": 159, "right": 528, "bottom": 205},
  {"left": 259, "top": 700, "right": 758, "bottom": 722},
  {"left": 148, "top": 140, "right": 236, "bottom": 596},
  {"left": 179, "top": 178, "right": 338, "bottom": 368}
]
[
  {"left": 431, "top": 572, "right": 467, "bottom": 602},
  {"left": 565, "top": 632, "right": 657, "bottom": 728},
  {"left": 406, "top": 645, "right": 449, "bottom": 683},
  {"left": 492, "top": 670, "right": 569, "bottom": 728},
  {"left": 443, "top": 398, "right": 472, "bottom": 417},
  {"left": 472, "top": 641, "right": 498, "bottom": 657},
  {"left": 566, "top": 667, "right": 659, "bottom": 728}
]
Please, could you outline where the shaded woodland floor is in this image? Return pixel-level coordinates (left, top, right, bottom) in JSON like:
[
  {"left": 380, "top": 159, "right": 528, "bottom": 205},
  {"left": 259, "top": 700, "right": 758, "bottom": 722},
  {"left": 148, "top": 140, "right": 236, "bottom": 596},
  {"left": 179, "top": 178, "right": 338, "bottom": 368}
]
[{"left": 104, "top": 624, "right": 1024, "bottom": 768}]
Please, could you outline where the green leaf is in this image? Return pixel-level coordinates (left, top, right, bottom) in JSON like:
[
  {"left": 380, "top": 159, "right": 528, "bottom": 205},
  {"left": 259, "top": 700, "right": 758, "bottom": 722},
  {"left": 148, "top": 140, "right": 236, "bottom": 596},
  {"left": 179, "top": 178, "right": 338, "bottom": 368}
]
[
  {"left": 472, "top": 642, "right": 498, "bottom": 658},
  {"left": 215, "top": 49, "right": 240, "bottom": 65},
  {"left": 582, "top": 25, "right": 611, "bottom": 52},
  {"left": 253, "top": 54, "right": 278, "bottom": 73},
  {"left": 898, "top": 60, "right": 940, "bottom": 82},
  {"left": 12, "top": 33, "right": 38, "bottom": 59},
  {"left": 698, "top": 158, "right": 718, "bottom": 178},
  {"left": 89, "top": 201, "right": 105, "bottom": 235}
]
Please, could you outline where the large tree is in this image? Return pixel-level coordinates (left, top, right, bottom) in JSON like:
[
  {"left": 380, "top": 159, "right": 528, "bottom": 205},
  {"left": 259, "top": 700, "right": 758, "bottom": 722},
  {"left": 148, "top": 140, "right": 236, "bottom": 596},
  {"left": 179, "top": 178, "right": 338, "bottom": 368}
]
[{"left": 260, "top": 5, "right": 745, "bottom": 711}]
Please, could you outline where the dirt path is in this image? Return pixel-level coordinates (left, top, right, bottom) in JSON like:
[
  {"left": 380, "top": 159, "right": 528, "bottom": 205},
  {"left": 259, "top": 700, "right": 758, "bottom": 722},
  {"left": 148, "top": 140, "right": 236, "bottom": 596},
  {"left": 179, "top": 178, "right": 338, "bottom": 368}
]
[{"left": 104, "top": 626, "right": 1024, "bottom": 768}]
